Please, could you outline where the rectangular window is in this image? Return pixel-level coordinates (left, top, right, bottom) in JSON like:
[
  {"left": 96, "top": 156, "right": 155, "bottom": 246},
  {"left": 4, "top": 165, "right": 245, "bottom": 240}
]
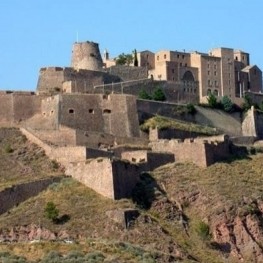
[
  {"left": 214, "top": 64, "right": 217, "bottom": 69},
  {"left": 182, "top": 55, "right": 185, "bottom": 59},
  {"left": 164, "top": 54, "right": 166, "bottom": 59},
  {"left": 157, "top": 56, "right": 159, "bottom": 60},
  {"left": 214, "top": 71, "right": 217, "bottom": 76},
  {"left": 172, "top": 69, "right": 175, "bottom": 73},
  {"left": 177, "top": 54, "right": 180, "bottom": 58},
  {"left": 207, "top": 64, "right": 210, "bottom": 69},
  {"left": 208, "top": 70, "right": 210, "bottom": 75}
]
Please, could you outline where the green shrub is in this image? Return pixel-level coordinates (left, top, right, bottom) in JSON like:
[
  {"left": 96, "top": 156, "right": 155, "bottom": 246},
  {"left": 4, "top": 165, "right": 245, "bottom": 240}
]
[
  {"left": 196, "top": 221, "right": 211, "bottom": 241},
  {"left": 44, "top": 201, "right": 59, "bottom": 222},
  {"left": 138, "top": 89, "right": 152, "bottom": 100},
  {"left": 152, "top": 87, "right": 166, "bottom": 101},
  {"left": 207, "top": 93, "right": 217, "bottom": 108},
  {"left": 186, "top": 103, "right": 196, "bottom": 114},
  {"left": 221, "top": 95, "right": 233, "bottom": 112}
]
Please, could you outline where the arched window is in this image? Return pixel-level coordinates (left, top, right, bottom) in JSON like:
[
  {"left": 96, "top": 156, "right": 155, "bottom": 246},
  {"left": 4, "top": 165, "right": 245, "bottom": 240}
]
[
  {"left": 213, "top": 89, "right": 219, "bottom": 96},
  {"left": 207, "top": 89, "right": 211, "bottom": 95},
  {"left": 182, "top": 71, "right": 195, "bottom": 81}
]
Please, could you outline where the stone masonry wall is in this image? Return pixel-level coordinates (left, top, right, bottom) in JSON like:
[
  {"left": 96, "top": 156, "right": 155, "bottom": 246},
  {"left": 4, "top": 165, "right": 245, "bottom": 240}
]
[
  {"left": 0, "top": 93, "right": 42, "bottom": 127},
  {"left": 150, "top": 138, "right": 230, "bottom": 167},
  {"left": 0, "top": 177, "right": 62, "bottom": 215},
  {"left": 66, "top": 158, "right": 140, "bottom": 200}
]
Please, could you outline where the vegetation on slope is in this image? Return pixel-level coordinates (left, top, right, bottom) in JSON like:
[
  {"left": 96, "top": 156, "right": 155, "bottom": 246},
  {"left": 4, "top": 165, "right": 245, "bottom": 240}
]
[
  {"left": 140, "top": 115, "right": 219, "bottom": 136},
  {"left": 1, "top": 128, "right": 263, "bottom": 262}
]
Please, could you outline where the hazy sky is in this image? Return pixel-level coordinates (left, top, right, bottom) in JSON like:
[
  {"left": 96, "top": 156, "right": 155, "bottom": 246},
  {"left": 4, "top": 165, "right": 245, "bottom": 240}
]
[{"left": 0, "top": 0, "right": 262, "bottom": 90}]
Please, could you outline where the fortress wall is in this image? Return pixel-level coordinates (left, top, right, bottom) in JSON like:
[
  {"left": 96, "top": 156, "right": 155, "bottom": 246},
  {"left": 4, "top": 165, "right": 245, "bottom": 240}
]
[
  {"left": 121, "top": 150, "right": 174, "bottom": 171},
  {"left": 59, "top": 94, "right": 104, "bottom": 132},
  {"left": 27, "top": 126, "right": 77, "bottom": 146},
  {"left": 13, "top": 94, "right": 42, "bottom": 123},
  {"left": 37, "top": 67, "right": 66, "bottom": 95},
  {"left": 0, "top": 177, "right": 62, "bottom": 215},
  {"left": 137, "top": 100, "right": 242, "bottom": 136},
  {"left": 149, "top": 127, "right": 205, "bottom": 141},
  {"left": 20, "top": 128, "right": 87, "bottom": 165},
  {"left": 112, "top": 160, "right": 141, "bottom": 200},
  {"left": 242, "top": 107, "right": 257, "bottom": 137},
  {"left": 150, "top": 140, "right": 209, "bottom": 167},
  {"left": 0, "top": 94, "right": 13, "bottom": 126},
  {"left": 107, "top": 66, "right": 148, "bottom": 81},
  {"left": 66, "top": 158, "right": 115, "bottom": 199}
]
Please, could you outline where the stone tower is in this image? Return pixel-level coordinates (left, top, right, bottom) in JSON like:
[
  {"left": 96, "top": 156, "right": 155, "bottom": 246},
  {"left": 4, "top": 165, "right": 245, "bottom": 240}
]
[{"left": 71, "top": 41, "right": 103, "bottom": 71}]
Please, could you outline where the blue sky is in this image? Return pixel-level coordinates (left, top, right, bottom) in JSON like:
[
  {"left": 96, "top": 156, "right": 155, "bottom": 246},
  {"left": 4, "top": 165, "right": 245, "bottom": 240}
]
[{"left": 0, "top": 0, "right": 262, "bottom": 90}]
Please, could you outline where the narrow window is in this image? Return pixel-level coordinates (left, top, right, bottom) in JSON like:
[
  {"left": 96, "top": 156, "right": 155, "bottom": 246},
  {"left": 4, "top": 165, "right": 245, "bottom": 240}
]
[
  {"left": 164, "top": 54, "right": 166, "bottom": 59},
  {"left": 89, "top": 109, "right": 94, "bottom": 114},
  {"left": 69, "top": 109, "right": 74, "bottom": 114},
  {"left": 103, "top": 109, "right": 111, "bottom": 114}
]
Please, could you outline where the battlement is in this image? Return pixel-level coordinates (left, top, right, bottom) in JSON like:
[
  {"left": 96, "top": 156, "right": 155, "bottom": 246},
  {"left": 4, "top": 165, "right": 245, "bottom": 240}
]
[{"left": 150, "top": 136, "right": 230, "bottom": 167}]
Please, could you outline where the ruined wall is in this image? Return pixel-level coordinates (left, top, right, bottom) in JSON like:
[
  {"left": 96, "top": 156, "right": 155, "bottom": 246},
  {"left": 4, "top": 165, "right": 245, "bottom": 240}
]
[
  {"left": 0, "top": 177, "right": 61, "bottom": 215},
  {"left": 149, "top": 127, "right": 205, "bottom": 141},
  {"left": 121, "top": 150, "right": 174, "bottom": 171},
  {"left": 150, "top": 138, "right": 230, "bottom": 167},
  {"left": 242, "top": 107, "right": 257, "bottom": 137}
]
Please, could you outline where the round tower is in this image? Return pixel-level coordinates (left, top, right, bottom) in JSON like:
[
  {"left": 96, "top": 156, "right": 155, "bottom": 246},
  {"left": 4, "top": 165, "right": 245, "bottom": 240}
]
[{"left": 71, "top": 41, "right": 103, "bottom": 71}]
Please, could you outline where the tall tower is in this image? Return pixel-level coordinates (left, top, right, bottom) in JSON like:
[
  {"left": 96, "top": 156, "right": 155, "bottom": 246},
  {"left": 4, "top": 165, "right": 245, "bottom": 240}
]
[{"left": 71, "top": 41, "right": 103, "bottom": 71}]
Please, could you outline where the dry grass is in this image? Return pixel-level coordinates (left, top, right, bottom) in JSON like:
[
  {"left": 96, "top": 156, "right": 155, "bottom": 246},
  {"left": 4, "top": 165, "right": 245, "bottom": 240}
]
[{"left": 140, "top": 115, "right": 219, "bottom": 135}]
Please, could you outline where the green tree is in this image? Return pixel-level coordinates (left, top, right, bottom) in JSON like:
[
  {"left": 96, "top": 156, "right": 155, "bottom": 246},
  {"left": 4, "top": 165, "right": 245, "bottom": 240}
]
[
  {"left": 44, "top": 202, "right": 59, "bottom": 222},
  {"left": 207, "top": 92, "right": 217, "bottom": 108},
  {"left": 221, "top": 95, "right": 233, "bottom": 112},
  {"left": 138, "top": 89, "right": 152, "bottom": 100},
  {"left": 115, "top": 53, "right": 133, "bottom": 66},
  {"left": 242, "top": 94, "right": 252, "bottom": 111},
  {"left": 152, "top": 87, "right": 166, "bottom": 101},
  {"left": 133, "top": 49, "right": 138, "bottom": 67}
]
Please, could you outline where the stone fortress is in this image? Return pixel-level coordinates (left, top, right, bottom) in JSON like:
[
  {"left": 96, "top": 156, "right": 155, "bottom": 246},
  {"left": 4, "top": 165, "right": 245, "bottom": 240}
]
[{"left": 1, "top": 40, "right": 263, "bottom": 200}]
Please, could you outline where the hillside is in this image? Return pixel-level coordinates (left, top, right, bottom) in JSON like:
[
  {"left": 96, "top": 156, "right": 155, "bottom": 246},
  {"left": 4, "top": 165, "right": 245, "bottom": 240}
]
[{"left": 0, "top": 128, "right": 263, "bottom": 262}]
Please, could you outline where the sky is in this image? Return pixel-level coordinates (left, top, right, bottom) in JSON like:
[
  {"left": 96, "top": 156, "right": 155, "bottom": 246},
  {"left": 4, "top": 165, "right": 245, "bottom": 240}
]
[{"left": 0, "top": 0, "right": 262, "bottom": 91}]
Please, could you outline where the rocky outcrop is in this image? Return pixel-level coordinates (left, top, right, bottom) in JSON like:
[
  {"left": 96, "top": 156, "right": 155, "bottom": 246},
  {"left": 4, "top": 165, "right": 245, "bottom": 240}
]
[{"left": 0, "top": 224, "right": 71, "bottom": 242}]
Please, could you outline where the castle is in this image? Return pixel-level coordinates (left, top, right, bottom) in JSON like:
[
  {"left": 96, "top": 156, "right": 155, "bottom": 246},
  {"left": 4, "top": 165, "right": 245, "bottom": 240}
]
[{"left": 1, "top": 40, "right": 263, "bottom": 200}]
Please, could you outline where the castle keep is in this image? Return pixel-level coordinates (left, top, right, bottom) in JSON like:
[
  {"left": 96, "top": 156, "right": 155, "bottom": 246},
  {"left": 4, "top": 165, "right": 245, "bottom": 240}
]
[{"left": 1, "top": 40, "right": 263, "bottom": 199}]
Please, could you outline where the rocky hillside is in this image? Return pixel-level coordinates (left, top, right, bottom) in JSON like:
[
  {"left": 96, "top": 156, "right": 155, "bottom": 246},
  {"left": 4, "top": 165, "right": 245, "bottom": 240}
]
[{"left": 0, "top": 128, "right": 263, "bottom": 262}]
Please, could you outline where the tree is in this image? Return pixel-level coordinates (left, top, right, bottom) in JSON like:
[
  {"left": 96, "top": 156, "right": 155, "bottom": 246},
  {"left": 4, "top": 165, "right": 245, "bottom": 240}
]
[
  {"left": 115, "top": 53, "right": 133, "bottom": 66},
  {"left": 242, "top": 94, "right": 252, "bottom": 111},
  {"left": 133, "top": 49, "right": 138, "bottom": 67},
  {"left": 44, "top": 202, "right": 59, "bottom": 222},
  {"left": 152, "top": 87, "right": 166, "bottom": 101},
  {"left": 221, "top": 95, "right": 233, "bottom": 112},
  {"left": 115, "top": 53, "right": 127, "bottom": 65},
  {"left": 207, "top": 92, "right": 217, "bottom": 108}
]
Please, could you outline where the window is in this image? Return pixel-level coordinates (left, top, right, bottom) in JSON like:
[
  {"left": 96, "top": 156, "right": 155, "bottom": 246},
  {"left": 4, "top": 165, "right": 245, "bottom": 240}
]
[
  {"left": 182, "top": 55, "right": 185, "bottom": 59},
  {"left": 180, "top": 63, "right": 182, "bottom": 66},
  {"left": 89, "top": 109, "right": 94, "bottom": 114},
  {"left": 207, "top": 64, "right": 210, "bottom": 69},
  {"left": 208, "top": 80, "right": 211, "bottom": 86},
  {"left": 235, "top": 56, "right": 238, "bottom": 60},
  {"left": 103, "top": 109, "right": 111, "bottom": 114},
  {"left": 177, "top": 54, "right": 180, "bottom": 58},
  {"left": 208, "top": 70, "right": 210, "bottom": 75},
  {"left": 214, "top": 71, "right": 217, "bottom": 76},
  {"left": 172, "top": 69, "right": 175, "bottom": 74},
  {"left": 68, "top": 109, "right": 74, "bottom": 114},
  {"left": 207, "top": 89, "right": 211, "bottom": 95},
  {"left": 214, "top": 80, "right": 218, "bottom": 86},
  {"left": 213, "top": 89, "right": 218, "bottom": 96},
  {"left": 164, "top": 54, "right": 166, "bottom": 59},
  {"left": 185, "top": 63, "right": 187, "bottom": 67},
  {"left": 157, "top": 56, "right": 159, "bottom": 60},
  {"left": 214, "top": 64, "right": 217, "bottom": 69}
]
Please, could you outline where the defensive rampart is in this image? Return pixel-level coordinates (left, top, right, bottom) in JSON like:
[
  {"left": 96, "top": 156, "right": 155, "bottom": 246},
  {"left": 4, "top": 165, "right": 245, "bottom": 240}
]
[
  {"left": 150, "top": 136, "right": 230, "bottom": 167},
  {"left": 0, "top": 177, "right": 62, "bottom": 215},
  {"left": 0, "top": 92, "right": 42, "bottom": 127},
  {"left": 66, "top": 158, "right": 141, "bottom": 200}
]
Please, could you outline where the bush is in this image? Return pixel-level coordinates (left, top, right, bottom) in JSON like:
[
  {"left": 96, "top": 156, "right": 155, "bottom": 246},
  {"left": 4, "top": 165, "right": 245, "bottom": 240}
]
[
  {"left": 242, "top": 94, "right": 252, "bottom": 111},
  {"left": 207, "top": 93, "right": 217, "bottom": 108},
  {"left": 221, "top": 95, "right": 233, "bottom": 112},
  {"left": 196, "top": 221, "right": 211, "bottom": 241},
  {"left": 138, "top": 89, "right": 152, "bottom": 100},
  {"left": 186, "top": 103, "right": 196, "bottom": 114},
  {"left": 152, "top": 87, "right": 166, "bottom": 101},
  {"left": 44, "top": 202, "right": 59, "bottom": 222}
]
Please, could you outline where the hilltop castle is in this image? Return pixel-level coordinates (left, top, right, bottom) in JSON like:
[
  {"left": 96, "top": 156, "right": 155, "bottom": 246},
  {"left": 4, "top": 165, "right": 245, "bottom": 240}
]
[{"left": 1, "top": 40, "right": 263, "bottom": 200}]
